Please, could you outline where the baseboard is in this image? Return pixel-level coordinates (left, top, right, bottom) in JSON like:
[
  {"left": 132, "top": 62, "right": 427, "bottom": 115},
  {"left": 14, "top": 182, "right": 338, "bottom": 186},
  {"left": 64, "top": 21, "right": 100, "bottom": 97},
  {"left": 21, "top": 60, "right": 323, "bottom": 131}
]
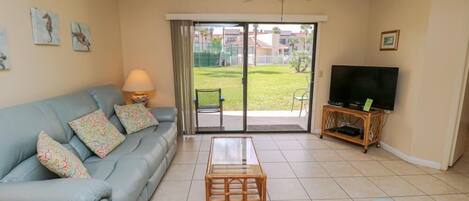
[
  {"left": 311, "top": 128, "right": 321, "bottom": 134},
  {"left": 381, "top": 142, "right": 442, "bottom": 169}
]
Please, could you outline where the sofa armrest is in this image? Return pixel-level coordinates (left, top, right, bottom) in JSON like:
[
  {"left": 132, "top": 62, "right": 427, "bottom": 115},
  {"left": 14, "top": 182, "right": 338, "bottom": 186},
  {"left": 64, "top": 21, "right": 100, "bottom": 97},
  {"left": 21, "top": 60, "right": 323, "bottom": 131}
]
[
  {"left": 151, "top": 107, "right": 177, "bottom": 122},
  {"left": 0, "top": 179, "right": 112, "bottom": 201}
]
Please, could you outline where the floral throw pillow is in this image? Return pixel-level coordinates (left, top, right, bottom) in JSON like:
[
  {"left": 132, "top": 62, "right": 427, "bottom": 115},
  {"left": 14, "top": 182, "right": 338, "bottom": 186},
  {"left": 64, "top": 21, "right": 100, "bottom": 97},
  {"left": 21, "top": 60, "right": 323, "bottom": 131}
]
[
  {"left": 114, "top": 103, "right": 159, "bottom": 134},
  {"left": 69, "top": 110, "right": 125, "bottom": 158},
  {"left": 37, "top": 131, "right": 91, "bottom": 179}
]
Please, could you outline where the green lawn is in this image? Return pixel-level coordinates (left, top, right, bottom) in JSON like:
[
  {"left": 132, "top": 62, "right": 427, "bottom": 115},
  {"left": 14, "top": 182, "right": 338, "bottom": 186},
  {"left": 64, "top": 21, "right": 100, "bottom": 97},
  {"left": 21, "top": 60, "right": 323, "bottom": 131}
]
[{"left": 194, "top": 65, "right": 311, "bottom": 111}]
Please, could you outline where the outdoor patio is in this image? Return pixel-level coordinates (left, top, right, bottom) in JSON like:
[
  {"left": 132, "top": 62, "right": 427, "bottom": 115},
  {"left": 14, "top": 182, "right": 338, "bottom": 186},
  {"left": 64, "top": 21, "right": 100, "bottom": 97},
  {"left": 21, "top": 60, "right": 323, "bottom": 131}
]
[{"left": 196, "top": 110, "right": 309, "bottom": 132}]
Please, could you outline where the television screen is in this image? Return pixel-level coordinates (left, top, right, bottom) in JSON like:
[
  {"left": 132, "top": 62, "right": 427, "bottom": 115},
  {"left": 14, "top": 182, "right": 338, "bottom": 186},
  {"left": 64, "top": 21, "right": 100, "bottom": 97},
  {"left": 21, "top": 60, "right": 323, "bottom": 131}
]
[{"left": 329, "top": 65, "right": 399, "bottom": 110}]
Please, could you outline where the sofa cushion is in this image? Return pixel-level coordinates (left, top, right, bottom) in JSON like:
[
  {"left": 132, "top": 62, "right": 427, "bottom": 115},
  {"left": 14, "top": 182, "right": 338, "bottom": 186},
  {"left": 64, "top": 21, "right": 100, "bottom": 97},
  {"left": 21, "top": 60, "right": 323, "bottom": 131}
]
[
  {"left": 0, "top": 178, "right": 112, "bottom": 201},
  {"left": 0, "top": 155, "right": 57, "bottom": 183},
  {"left": 115, "top": 104, "right": 159, "bottom": 134},
  {"left": 84, "top": 157, "right": 151, "bottom": 201},
  {"left": 37, "top": 132, "right": 91, "bottom": 179},
  {"left": 110, "top": 115, "right": 125, "bottom": 133},
  {"left": 69, "top": 110, "right": 125, "bottom": 158},
  {"left": 154, "top": 122, "right": 178, "bottom": 147},
  {"left": 68, "top": 136, "right": 93, "bottom": 161},
  {"left": 0, "top": 142, "right": 87, "bottom": 183},
  {"left": 88, "top": 85, "right": 125, "bottom": 118},
  {"left": 150, "top": 107, "right": 177, "bottom": 122},
  {"left": 0, "top": 102, "right": 66, "bottom": 180},
  {"left": 124, "top": 130, "right": 167, "bottom": 172},
  {"left": 85, "top": 127, "right": 167, "bottom": 173},
  {"left": 46, "top": 90, "right": 99, "bottom": 141}
]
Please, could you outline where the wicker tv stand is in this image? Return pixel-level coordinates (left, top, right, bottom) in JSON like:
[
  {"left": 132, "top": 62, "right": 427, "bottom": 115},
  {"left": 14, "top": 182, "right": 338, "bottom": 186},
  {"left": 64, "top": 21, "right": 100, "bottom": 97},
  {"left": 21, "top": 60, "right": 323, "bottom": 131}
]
[{"left": 320, "top": 104, "right": 384, "bottom": 153}]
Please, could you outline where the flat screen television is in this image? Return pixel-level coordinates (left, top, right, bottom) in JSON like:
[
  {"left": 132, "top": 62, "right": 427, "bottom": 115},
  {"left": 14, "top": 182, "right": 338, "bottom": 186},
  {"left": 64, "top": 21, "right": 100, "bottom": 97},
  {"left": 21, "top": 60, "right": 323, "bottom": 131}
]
[{"left": 329, "top": 65, "right": 399, "bottom": 110}]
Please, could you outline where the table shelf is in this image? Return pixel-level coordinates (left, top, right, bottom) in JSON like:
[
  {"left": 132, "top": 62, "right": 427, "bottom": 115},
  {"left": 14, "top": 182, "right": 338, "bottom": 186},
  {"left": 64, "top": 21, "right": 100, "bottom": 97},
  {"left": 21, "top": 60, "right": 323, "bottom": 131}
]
[{"left": 320, "top": 105, "right": 384, "bottom": 153}]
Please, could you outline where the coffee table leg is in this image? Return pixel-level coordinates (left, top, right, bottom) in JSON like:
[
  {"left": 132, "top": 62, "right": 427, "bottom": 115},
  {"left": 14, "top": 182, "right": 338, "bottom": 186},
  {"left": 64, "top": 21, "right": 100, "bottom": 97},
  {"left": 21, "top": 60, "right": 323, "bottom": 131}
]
[
  {"left": 224, "top": 178, "right": 230, "bottom": 201},
  {"left": 205, "top": 178, "right": 211, "bottom": 201},
  {"left": 261, "top": 177, "right": 267, "bottom": 201},
  {"left": 242, "top": 178, "right": 248, "bottom": 201}
]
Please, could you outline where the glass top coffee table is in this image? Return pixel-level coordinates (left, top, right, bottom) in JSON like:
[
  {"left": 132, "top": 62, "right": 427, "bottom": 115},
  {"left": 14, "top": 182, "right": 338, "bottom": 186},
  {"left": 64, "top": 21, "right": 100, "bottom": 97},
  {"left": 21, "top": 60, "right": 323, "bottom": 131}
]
[{"left": 205, "top": 137, "right": 267, "bottom": 201}]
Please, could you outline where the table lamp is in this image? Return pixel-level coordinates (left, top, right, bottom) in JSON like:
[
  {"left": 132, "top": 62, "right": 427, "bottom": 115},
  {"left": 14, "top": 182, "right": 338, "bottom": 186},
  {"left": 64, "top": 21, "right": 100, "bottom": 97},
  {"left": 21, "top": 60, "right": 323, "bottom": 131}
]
[{"left": 122, "top": 69, "right": 155, "bottom": 106}]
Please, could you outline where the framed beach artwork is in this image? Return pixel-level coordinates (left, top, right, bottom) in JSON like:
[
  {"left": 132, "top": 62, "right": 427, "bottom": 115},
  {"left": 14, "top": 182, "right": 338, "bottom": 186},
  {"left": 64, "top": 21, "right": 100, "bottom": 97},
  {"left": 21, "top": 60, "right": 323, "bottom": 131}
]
[
  {"left": 31, "top": 8, "right": 60, "bottom": 45},
  {"left": 0, "top": 28, "right": 9, "bottom": 70},
  {"left": 380, "top": 30, "right": 400, "bottom": 51},
  {"left": 71, "top": 22, "right": 91, "bottom": 52}
]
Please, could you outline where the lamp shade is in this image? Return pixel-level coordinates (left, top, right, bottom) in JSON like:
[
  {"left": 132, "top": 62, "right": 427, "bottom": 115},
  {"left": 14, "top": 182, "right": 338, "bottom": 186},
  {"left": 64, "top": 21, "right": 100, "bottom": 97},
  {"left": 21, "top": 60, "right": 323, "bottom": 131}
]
[{"left": 122, "top": 69, "right": 155, "bottom": 93}]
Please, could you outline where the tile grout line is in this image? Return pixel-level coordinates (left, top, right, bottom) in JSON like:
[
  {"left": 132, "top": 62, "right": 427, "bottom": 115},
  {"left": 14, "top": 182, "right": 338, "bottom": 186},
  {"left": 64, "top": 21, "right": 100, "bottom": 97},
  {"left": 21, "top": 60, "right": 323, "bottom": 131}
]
[
  {"left": 317, "top": 161, "right": 353, "bottom": 200},
  {"left": 175, "top": 134, "right": 468, "bottom": 201},
  {"left": 279, "top": 146, "right": 314, "bottom": 201},
  {"left": 183, "top": 136, "right": 202, "bottom": 201}
]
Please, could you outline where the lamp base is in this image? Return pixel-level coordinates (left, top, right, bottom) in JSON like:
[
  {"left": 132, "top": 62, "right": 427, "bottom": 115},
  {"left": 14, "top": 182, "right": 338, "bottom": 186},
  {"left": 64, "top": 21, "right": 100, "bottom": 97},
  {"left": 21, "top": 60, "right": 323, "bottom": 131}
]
[{"left": 130, "top": 93, "right": 150, "bottom": 107}]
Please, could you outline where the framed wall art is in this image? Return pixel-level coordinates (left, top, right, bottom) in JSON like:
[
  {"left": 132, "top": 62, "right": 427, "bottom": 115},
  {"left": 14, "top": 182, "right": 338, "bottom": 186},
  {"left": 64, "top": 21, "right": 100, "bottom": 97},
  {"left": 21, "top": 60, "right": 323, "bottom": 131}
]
[
  {"left": 380, "top": 30, "right": 400, "bottom": 51},
  {"left": 31, "top": 8, "right": 60, "bottom": 45}
]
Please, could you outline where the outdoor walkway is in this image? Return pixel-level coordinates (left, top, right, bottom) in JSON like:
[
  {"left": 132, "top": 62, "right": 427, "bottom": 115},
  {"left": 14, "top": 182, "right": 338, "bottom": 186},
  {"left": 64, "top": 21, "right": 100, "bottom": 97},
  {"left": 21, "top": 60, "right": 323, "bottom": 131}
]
[{"left": 196, "top": 110, "right": 309, "bottom": 132}]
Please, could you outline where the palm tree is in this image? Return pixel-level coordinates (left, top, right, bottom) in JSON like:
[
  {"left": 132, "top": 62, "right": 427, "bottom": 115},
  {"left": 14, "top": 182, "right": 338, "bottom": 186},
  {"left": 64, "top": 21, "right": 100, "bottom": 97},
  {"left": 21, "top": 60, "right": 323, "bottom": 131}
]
[
  {"left": 253, "top": 24, "right": 259, "bottom": 66},
  {"left": 289, "top": 38, "right": 299, "bottom": 51},
  {"left": 300, "top": 25, "right": 312, "bottom": 50},
  {"left": 272, "top": 26, "right": 281, "bottom": 34},
  {"left": 198, "top": 28, "right": 209, "bottom": 51}
]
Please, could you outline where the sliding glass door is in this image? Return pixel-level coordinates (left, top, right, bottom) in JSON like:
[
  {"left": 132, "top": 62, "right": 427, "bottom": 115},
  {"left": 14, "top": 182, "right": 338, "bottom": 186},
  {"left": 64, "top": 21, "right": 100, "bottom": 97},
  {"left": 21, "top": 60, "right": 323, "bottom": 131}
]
[
  {"left": 247, "top": 23, "right": 315, "bottom": 132},
  {"left": 193, "top": 23, "right": 245, "bottom": 132},
  {"left": 193, "top": 22, "right": 316, "bottom": 133}
]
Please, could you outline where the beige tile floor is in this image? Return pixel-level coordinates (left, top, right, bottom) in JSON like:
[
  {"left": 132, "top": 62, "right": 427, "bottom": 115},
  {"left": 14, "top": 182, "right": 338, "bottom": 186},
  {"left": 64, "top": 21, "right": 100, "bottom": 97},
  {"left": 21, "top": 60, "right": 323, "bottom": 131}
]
[{"left": 151, "top": 133, "right": 469, "bottom": 201}]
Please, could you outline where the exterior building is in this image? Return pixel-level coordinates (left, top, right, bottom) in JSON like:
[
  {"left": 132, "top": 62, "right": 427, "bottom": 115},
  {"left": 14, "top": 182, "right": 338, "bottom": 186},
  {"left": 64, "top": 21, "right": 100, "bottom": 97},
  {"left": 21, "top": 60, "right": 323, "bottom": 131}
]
[{"left": 194, "top": 28, "right": 311, "bottom": 66}]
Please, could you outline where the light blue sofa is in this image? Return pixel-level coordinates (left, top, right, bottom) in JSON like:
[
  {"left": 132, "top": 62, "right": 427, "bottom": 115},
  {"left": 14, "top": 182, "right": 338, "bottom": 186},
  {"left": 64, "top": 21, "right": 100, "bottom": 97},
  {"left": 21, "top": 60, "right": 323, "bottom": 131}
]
[{"left": 0, "top": 85, "right": 178, "bottom": 201}]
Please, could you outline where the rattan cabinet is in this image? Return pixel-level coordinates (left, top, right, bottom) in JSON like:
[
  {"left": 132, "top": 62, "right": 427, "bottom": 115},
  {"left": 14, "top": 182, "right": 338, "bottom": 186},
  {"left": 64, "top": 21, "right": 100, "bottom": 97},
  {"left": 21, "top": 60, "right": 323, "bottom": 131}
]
[{"left": 320, "top": 105, "right": 384, "bottom": 153}]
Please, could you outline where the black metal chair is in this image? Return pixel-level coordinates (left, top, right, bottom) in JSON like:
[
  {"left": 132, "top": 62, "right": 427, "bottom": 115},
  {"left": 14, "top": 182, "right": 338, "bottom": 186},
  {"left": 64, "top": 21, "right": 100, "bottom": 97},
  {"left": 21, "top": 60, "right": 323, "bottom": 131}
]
[{"left": 195, "top": 88, "right": 224, "bottom": 130}]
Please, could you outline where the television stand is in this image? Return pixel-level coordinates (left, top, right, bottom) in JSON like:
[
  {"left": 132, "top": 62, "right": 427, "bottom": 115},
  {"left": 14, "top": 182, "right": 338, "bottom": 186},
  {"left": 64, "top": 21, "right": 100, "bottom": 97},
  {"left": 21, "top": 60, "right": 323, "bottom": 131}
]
[{"left": 320, "top": 105, "right": 384, "bottom": 153}]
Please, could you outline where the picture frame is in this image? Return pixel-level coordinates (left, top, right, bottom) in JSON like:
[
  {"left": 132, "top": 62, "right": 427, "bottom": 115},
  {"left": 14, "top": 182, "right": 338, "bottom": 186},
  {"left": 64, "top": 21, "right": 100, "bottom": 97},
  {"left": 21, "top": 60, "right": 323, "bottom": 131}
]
[
  {"left": 71, "top": 22, "right": 91, "bottom": 52},
  {"left": 380, "top": 30, "right": 400, "bottom": 51},
  {"left": 0, "top": 27, "right": 9, "bottom": 70},
  {"left": 30, "top": 8, "right": 60, "bottom": 45}
]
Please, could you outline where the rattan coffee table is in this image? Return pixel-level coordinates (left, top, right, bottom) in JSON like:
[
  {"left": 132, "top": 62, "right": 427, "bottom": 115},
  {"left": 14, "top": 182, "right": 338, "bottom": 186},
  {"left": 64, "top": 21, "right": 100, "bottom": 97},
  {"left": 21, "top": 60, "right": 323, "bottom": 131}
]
[{"left": 205, "top": 137, "right": 267, "bottom": 201}]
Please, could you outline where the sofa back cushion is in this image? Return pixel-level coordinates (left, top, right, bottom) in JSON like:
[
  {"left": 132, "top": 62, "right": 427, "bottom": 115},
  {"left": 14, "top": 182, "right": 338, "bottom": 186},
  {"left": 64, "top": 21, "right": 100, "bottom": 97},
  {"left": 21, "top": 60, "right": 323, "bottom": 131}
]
[
  {"left": 88, "top": 85, "right": 126, "bottom": 133},
  {"left": 0, "top": 87, "right": 109, "bottom": 182},
  {"left": 45, "top": 91, "right": 99, "bottom": 141},
  {"left": 88, "top": 85, "right": 125, "bottom": 118},
  {"left": 0, "top": 102, "right": 66, "bottom": 180},
  {"left": 0, "top": 85, "right": 125, "bottom": 182}
]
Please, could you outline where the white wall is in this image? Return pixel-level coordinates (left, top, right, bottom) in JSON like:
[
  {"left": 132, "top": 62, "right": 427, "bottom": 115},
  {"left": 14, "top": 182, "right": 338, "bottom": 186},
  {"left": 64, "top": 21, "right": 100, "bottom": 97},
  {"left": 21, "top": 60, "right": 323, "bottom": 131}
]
[
  {"left": 366, "top": 0, "right": 469, "bottom": 168},
  {"left": 0, "top": 0, "right": 124, "bottom": 108},
  {"left": 365, "top": 0, "right": 431, "bottom": 160}
]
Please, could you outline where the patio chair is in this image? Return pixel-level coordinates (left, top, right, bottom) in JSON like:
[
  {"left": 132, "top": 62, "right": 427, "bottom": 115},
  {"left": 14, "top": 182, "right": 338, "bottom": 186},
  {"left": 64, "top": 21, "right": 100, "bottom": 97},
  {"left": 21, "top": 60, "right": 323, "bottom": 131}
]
[
  {"left": 195, "top": 88, "right": 224, "bottom": 130},
  {"left": 291, "top": 88, "right": 310, "bottom": 117}
]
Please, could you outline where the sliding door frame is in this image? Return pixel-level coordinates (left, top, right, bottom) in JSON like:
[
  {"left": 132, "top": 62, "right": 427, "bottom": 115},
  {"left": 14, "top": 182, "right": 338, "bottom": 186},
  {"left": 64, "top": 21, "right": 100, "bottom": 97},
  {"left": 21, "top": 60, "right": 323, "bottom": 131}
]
[{"left": 193, "top": 21, "right": 318, "bottom": 134}]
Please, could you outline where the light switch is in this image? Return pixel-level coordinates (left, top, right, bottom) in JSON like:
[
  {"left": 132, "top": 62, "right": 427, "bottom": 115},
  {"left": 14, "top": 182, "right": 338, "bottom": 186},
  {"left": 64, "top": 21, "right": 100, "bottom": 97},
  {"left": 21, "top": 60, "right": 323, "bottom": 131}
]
[{"left": 318, "top": 70, "right": 324, "bottom": 78}]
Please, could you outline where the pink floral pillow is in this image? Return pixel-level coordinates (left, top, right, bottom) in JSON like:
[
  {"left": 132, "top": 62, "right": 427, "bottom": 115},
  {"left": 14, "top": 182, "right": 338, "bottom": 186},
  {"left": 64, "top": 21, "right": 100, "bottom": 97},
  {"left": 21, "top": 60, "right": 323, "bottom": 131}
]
[
  {"left": 37, "top": 131, "right": 91, "bottom": 179},
  {"left": 114, "top": 103, "right": 159, "bottom": 134},
  {"left": 69, "top": 110, "right": 125, "bottom": 158}
]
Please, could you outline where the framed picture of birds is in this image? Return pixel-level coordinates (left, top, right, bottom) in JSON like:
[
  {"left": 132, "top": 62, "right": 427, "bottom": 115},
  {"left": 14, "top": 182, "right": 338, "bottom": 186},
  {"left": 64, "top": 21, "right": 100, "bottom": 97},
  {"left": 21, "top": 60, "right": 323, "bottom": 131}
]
[{"left": 71, "top": 22, "right": 91, "bottom": 52}]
